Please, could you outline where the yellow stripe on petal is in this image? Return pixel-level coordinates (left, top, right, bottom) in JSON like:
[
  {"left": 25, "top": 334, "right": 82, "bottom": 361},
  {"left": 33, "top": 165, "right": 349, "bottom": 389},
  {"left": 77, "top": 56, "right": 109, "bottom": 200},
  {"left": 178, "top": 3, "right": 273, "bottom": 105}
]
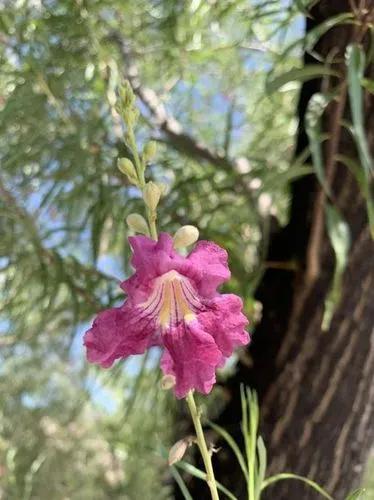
[{"left": 141, "top": 270, "right": 199, "bottom": 329}]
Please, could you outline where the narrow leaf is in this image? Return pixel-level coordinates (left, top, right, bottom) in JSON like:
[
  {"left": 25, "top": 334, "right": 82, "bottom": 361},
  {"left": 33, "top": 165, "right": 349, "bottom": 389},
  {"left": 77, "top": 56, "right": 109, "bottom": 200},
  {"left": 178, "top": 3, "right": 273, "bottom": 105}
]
[
  {"left": 170, "top": 467, "right": 194, "bottom": 500},
  {"left": 266, "top": 66, "right": 339, "bottom": 94},
  {"left": 346, "top": 44, "right": 374, "bottom": 175},
  {"left": 345, "top": 488, "right": 366, "bottom": 500},
  {"left": 322, "top": 204, "right": 351, "bottom": 331},
  {"left": 305, "top": 14, "right": 353, "bottom": 53},
  {"left": 305, "top": 92, "right": 334, "bottom": 196},
  {"left": 255, "top": 436, "right": 267, "bottom": 499},
  {"left": 208, "top": 420, "right": 248, "bottom": 480},
  {"left": 361, "top": 78, "right": 374, "bottom": 95},
  {"left": 175, "top": 461, "right": 239, "bottom": 500},
  {"left": 261, "top": 473, "right": 333, "bottom": 499}
]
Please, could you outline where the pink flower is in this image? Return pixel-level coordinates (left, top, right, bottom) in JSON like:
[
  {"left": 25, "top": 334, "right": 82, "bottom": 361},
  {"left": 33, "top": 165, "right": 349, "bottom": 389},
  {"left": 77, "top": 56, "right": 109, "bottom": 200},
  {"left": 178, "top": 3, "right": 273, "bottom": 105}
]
[{"left": 84, "top": 233, "right": 249, "bottom": 398}]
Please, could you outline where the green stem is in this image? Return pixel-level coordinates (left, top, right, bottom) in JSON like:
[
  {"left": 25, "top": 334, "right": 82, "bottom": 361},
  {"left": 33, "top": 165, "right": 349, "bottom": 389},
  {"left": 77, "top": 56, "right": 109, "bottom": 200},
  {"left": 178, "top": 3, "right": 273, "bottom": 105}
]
[
  {"left": 147, "top": 208, "right": 158, "bottom": 240},
  {"left": 127, "top": 128, "right": 158, "bottom": 239},
  {"left": 186, "top": 391, "right": 220, "bottom": 500}
]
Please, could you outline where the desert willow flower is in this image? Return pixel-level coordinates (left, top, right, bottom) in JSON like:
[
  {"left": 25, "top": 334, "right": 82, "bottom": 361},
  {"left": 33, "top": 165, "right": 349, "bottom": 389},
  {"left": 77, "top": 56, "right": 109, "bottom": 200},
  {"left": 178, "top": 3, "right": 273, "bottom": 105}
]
[{"left": 84, "top": 232, "right": 249, "bottom": 398}]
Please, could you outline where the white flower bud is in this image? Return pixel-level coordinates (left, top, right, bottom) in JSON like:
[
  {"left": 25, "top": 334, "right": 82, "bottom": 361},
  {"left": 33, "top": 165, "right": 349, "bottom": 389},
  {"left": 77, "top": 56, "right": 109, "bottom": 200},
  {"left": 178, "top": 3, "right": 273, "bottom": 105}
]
[
  {"left": 168, "top": 436, "right": 195, "bottom": 466},
  {"left": 117, "top": 158, "right": 138, "bottom": 185},
  {"left": 160, "top": 374, "right": 176, "bottom": 391},
  {"left": 173, "top": 225, "right": 199, "bottom": 249},
  {"left": 126, "top": 213, "right": 149, "bottom": 235},
  {"left": 143, "top": 181, "right": 161, "bottom": 212}
]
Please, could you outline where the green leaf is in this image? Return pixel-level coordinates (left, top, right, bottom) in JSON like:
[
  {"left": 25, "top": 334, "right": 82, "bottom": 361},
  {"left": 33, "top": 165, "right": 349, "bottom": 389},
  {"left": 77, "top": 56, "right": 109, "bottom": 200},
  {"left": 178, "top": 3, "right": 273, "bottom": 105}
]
[
  {"left": 322, "top": 204, "right": 351, "bottom": 331},
  {"left": 304, "top": 13, "right": 353, "bottom": 53},
  {"left": 345, "top": 488, "right": 366, "bottom": 500},
  {"left": 255, "top": 436, "right": 267, "bottom": 499},
  {"left": 305, "top": 92, "right": 335, "bottom": 196},
  {"left": 208, "top": 420, "right": 248, "bottom": 481},
  {"left": 266, "top": 66, "right": 339, "bottom": 94},
  {"left": 261, "top": 473, "right": 333, "bottom": 499},
  {"left": 170, "top": 467, "right": 194, "bottom": 500},
  {"left": 346, "top": 44, "right": 374, "bottom": 175},
  {"left": 275, "top": 13, "right": 354, "bottom": 67},
  {"left": 175, "top": 461, "right": 239, "bottom": 500},
  {"left": 294, "top": 0, "right": 319, "bottom": 14},
  {"left": 361, "top": 78, "right": 374, "bottom": 95}
]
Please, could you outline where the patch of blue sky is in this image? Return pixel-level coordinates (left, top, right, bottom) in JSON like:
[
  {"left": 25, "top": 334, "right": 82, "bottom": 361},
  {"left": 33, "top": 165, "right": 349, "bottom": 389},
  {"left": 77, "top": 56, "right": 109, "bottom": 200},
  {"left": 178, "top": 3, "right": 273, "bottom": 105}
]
[{"left": 85, "top": 373, "right": 118, "bottom": 414}]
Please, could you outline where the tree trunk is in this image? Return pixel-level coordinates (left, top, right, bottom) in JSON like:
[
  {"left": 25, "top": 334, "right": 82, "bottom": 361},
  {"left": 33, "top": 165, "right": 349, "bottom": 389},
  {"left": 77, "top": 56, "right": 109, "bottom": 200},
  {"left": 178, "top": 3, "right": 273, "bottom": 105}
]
[{"left": 191, "top": 2, "right": 374, "bottom": 499}]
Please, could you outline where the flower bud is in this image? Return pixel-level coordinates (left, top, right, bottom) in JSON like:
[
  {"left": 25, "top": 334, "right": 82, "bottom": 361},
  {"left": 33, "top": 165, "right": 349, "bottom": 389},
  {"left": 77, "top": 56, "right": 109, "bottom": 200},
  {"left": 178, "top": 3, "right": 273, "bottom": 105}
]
[
  {"left": 168, "top": 437, "right": 194, "bottom": 466},
  {"left": 143, "top": 141, "right": 157, "bottom": 161},
  {"left": 126, "top": 213, "right": 149, "bottom": 235},
  {"left": 160, "top": 374, "right": 176, "bottom": 391},
  {"left": 119, "top": 80, "right": 135, "bottom": 109},
  {"left": 173, "top": 225, "right": 199, "bottom": 249},
  {"left": 117, "top": 158, "right": 138, "bottom": 185},
  {"left": 156, "top": 182, "right": 168, "bottom": 197},
  {"left": 143, "top": 181, "right": 161, "bottom": 212},
  {"left": 124, "top": 107, "right": 139, "bottom": 126}
]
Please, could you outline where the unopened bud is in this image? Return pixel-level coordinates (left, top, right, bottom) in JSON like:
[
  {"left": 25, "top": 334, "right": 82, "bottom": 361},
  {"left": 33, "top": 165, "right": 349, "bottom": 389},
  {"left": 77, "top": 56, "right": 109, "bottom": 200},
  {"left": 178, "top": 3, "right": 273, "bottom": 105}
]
[
  {"left": 160, "top": 374, "right": 176, "bottom": 391},
  {"left": 126, "top": 213, "right": 149, "bottom": 234},
  {"left": 173, "top": 225, "right": 199, "bottom": 249},
  {"left": 143, "top": 181, "right": 161, "bottom": 212},
  {"left": 124, "top": 108, "right": 139, "bottom": 126},
  {"left": 117, "top": 158, "right": 138, "bottom": 185},
  {"left": 168, "top": 436, "right": 195, "bottom": 466},
  {"left": 156, "top": 182, "right": 168, "bottom": 196},
  {"left": 143, "top": 141, "right": 157, "bottom": 161},
  {"left": 119, "top": 80, "right": 135, "bottom": 109}
]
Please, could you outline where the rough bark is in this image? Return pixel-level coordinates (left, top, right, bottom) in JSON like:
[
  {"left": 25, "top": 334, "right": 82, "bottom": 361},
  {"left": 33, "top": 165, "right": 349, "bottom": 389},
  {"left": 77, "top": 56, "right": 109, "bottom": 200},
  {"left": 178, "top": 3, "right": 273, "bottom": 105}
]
[{"left": 200, "top": 1, "right": 374, "bottom": 499}]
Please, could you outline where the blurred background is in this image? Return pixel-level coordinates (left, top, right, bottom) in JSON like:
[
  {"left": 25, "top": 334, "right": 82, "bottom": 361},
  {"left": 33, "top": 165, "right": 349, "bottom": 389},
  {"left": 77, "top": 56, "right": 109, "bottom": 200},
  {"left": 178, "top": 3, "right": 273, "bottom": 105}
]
[{"left": 0, "top": 0, "right": 373, "bottom": 499}]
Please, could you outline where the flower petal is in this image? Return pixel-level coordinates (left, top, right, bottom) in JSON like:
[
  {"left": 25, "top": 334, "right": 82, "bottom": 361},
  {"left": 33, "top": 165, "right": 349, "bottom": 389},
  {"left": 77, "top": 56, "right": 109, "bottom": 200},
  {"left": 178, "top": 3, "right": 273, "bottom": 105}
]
[
  {"left": 83, "top": 304, "right": 157, "bottom": 368},
  {"left": 129, "top": 233, "right": 181, "bottom": 277},
  {"left": 198, "top": 294, "right": 249, "bottom": 357},
  {"left": 161, "top": 320, "right": 222, "bottom": 399},
  {"left": 184, "top": 241, "right": 231, "bottom": 298},
  {"left": 121, "top": 233, "right": 184, "bottom": 300}
]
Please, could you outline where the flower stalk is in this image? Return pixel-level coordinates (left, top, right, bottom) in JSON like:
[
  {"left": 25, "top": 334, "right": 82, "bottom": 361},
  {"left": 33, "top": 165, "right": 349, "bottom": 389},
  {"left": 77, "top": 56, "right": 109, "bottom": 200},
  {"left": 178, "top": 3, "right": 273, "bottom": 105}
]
[
  {"left": 119, "top": 82, "right": 221, "bottom": 499},
  {"left": 186, "top": 391, "right": 220, "bottom": 500}
]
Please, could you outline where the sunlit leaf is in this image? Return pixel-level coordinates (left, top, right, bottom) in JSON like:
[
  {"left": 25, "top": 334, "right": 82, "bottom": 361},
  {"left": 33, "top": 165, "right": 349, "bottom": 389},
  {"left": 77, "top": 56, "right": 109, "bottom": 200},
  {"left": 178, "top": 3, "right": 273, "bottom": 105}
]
[
  {"left": 322, "top": 204, "right": 351, "bottom": 331},
  {"left": 305, "top": 92, "right": 335, "bottom": 196},
  {"left": 266, "top": 66, "right": 339, "bottom": 94}
]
